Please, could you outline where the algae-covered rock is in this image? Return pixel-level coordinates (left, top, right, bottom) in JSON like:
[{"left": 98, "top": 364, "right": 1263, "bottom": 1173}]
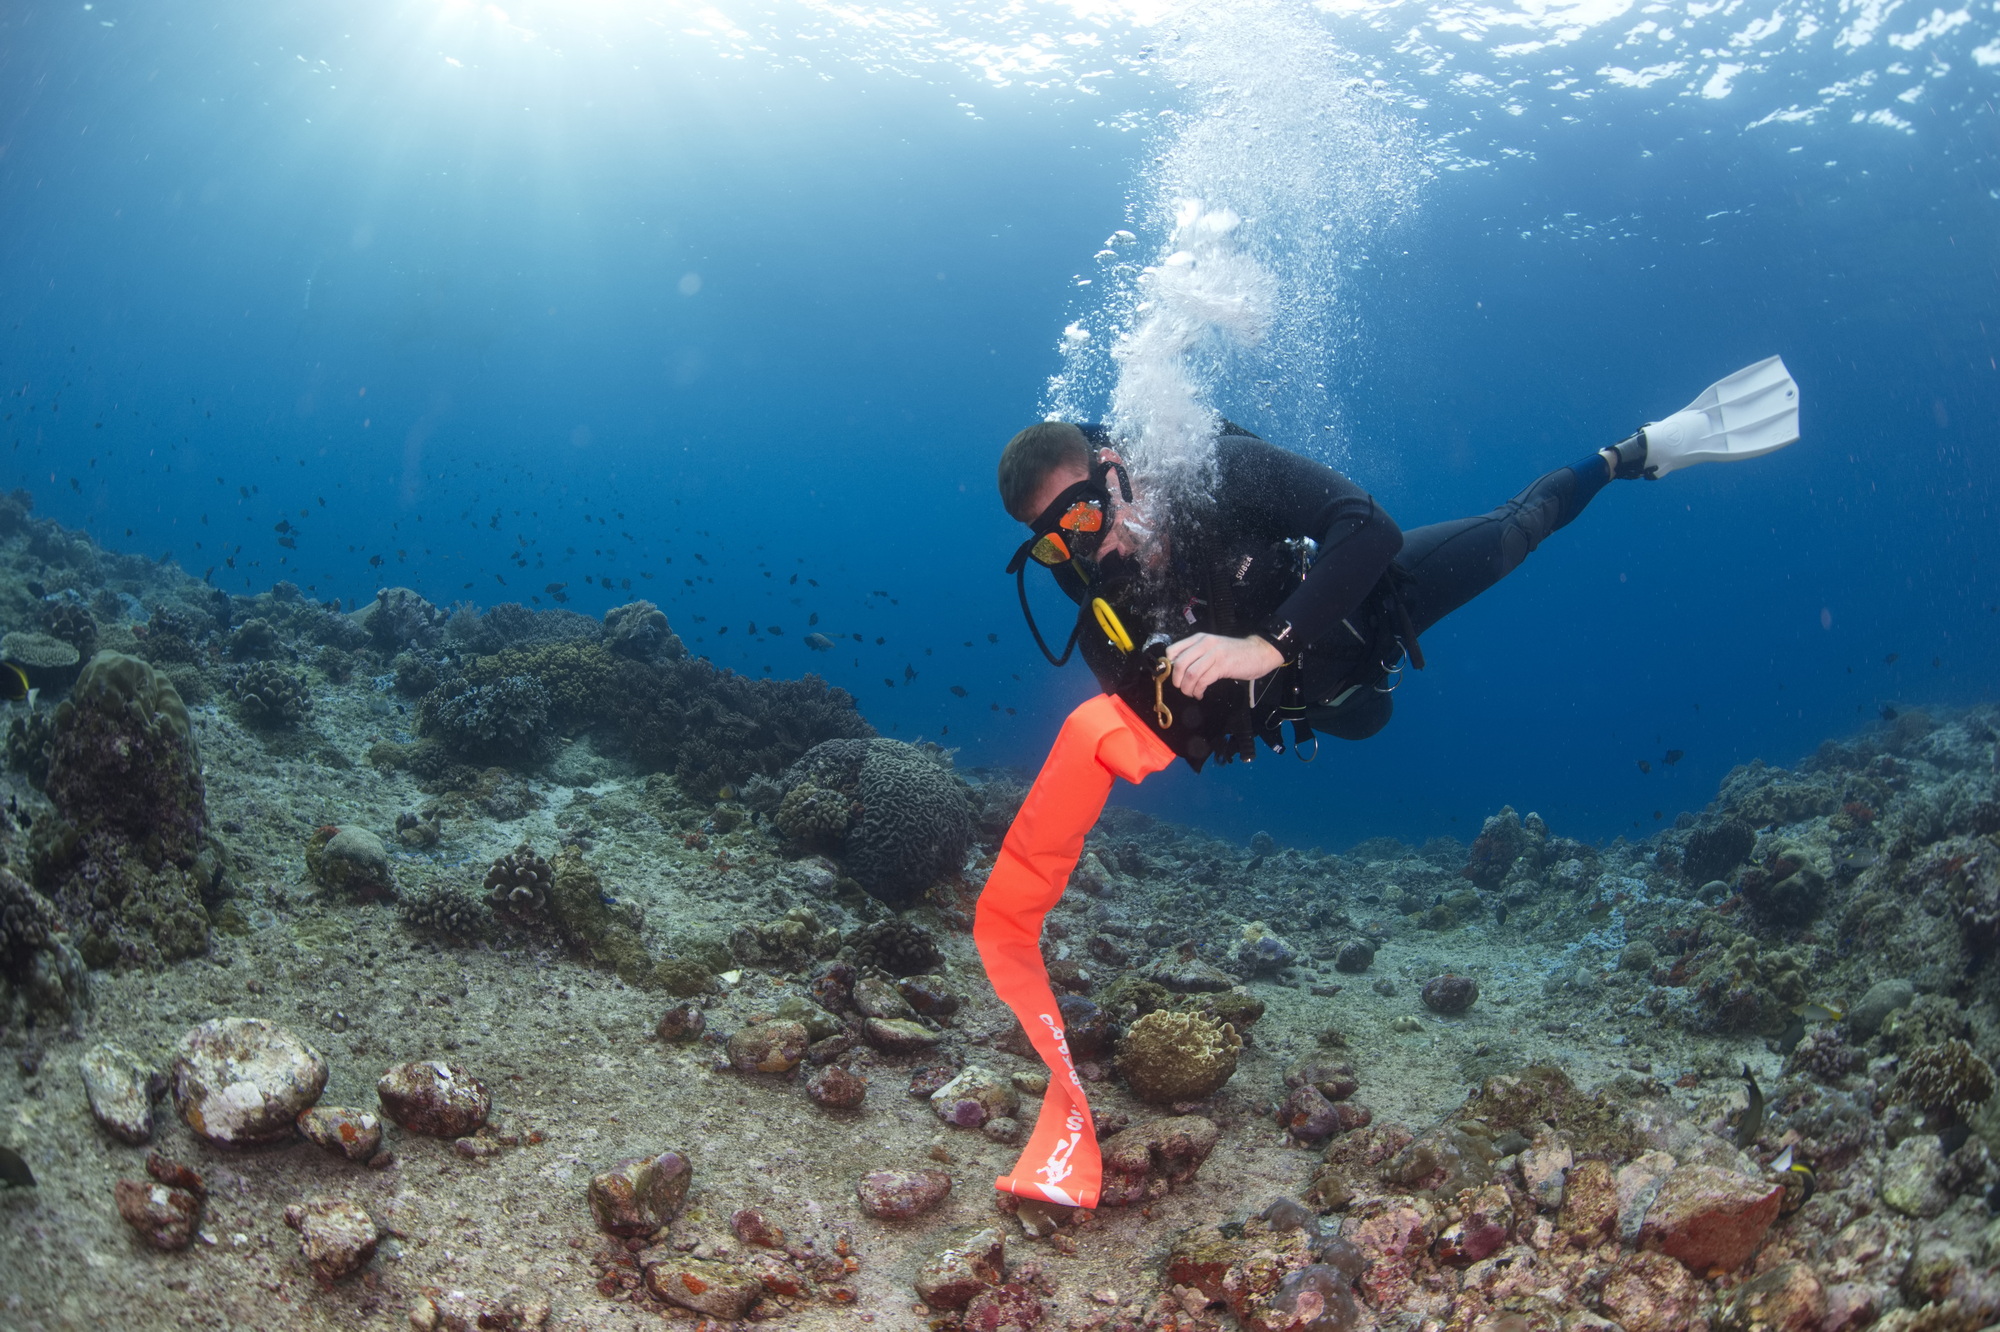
[
  {"left": 39, "top": 652, "right": 208, "bottom": 968},
  {"left": 1115, "top": 1009, "right": 1242, "bottom": 1104},
  {"left": 305, "top": 826, "right": 394, "bottom": 900},
  {"left": 545, "top": 846, "right": 654, "bottom": 986}
]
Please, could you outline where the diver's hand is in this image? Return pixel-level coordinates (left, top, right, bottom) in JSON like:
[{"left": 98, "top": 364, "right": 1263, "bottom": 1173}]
[{"left": 1165, "top": 633, "right": 1284, "bottom": 699}]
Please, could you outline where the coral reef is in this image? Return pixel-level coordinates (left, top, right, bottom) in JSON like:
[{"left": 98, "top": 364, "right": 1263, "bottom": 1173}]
[
  {"left": 228, "top": 660, "right": 313, "bottom": 729},
  {"left": 417, "top": 674, "right": 553, "bottom": 767},
  {"left": 604, "top": 600, "right": 676, "bottom": 659},
  {"left": 37, "top": 652, "right": 210, "bottom": 967},
  {"left": 399, "top": 883, "right": 487, "bottom": 943}
]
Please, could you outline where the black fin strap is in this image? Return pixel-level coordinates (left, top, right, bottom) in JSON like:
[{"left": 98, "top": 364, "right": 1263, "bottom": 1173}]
[{"left": 1018, "top": 563, "right": 1077, "bottom": 667}]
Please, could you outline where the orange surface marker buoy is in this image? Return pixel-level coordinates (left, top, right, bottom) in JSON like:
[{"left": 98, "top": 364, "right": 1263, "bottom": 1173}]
[{"left": 972, "top": 693, "right": 1175, "bottom": 1208}]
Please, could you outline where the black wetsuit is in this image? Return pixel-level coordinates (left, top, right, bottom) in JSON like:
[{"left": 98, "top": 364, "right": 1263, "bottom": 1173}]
[{"left": 1072, "top": 425, "right": 1610, "bottom": 769}]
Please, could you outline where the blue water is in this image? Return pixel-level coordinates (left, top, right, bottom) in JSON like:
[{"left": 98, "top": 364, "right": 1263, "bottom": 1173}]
[{"left": 3, "top": 0, "right": 1996, "bottom": 851}]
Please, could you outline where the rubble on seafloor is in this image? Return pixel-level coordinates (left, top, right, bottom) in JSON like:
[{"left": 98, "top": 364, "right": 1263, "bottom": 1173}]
[{"left": 0, "top": 492, "right": 1998, "bottom": 1330}]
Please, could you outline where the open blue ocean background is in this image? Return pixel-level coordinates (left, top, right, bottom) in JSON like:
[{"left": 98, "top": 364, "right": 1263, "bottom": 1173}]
[{"left": 2, "top": 0, "right": 1995, "bottom": 851}]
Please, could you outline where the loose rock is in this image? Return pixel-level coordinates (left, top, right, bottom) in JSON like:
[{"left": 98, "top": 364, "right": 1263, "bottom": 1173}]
[
  {"left": 376, "top": 1060, "right": 490, "bottom": 1138},
  {"left": 1333, "top": 940, "right": 1375, "bottom": 973},
  {"left": 587, "top": 1150, "right": 694, "bottom": 1236},
  {"left": 863, "top": 1017, "right": 941, "bottom": 1055},
  {"left": 915, "top": 1226, "right": 1007, "bottom": 1309},
  {"left": 806, "top": 1064, "right": 867, "bottom": 1110},
  {"left": 643, "top": 1257, "right": 764, "bottom": 1319},
  {"left": 172, "top": 1018, "right": 329, "bottom": 1147},
  {"left": 114, "top": 1177, "right": 202, "bottom": 1250},
  {"left": 654, "top": 1002, "right": 705, "bottom": 1042},
  {"left": 1420, "top": 974, "right": 1479, "bottom": 1014},
  {"left": 1716, "top": 1260, "right": 1827, "bottom": 1332},
  {"left": 931, "top": 1065, "right": 1019, "bottom": 1130},
  {"left": 852, "top": 976, "right": 917, "bottom": 1021},
  {"left": 296, "top": 1106, "right": 383, "bottom": 1162},
  {"left": 284, "top": 1198, "right": 379, "bottom": 1284},
  {"left": 81, "top": 1041, "right": 157, "bottom": 1144},
  {"left": 727, "top": 1020, "right": 810, "bottom": 1073},
  {"left": 857, "top": 1167, "right": 952, "bottom": 1220}
]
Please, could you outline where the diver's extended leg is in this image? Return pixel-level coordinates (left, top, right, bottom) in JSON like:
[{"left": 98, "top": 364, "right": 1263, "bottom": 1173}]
[{"left": 1395, "top": 457, "right": 1609, "bottom": 637}]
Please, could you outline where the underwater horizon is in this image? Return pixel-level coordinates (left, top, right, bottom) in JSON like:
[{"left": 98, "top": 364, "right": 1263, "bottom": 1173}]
[
  {"left": 8, "top": 4, "right": 2000, "bottom": 1331},
  {"left": 3, "top": 0, "right": 1997, "bottom": 849}
]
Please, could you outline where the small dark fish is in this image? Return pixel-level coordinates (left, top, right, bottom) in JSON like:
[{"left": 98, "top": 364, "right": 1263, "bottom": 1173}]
[
  {"left": 1932, "top": 657, "right": 1942, "bottom": 668},
  {"left": 1494, "top": 903, "right": 1507, "bottom": 927},
  {"left": 1637, "top": 760, "right": 1652, "bottom": 774},
  {"left": 1736, "top": 1064, "right": 1764, "bottom": 1149},
  {"left": 0, "top": 663, "right": 30, "bottom": 701},
  {"left": 903, "top": 664, "right": 918, "bottom": 682},
  {"left": 1663, "top": 749, "right": 1684, "bottom": 765},
  {"left": 987, "top": 633, "right": 999, "bottom": 643},
  {"left": 767, "top": 625, "right": 784, "bottom": 636},
  {"left": 276, "top": 536, "right": 297, "bottom": 549},
  {"left": 804, "top": 633, "right": 834, "bottom": 651},
  {"left": 808, "top": 612, "right": 819, "bottom": 626},
  {"left": 1880, "top": 705, "right": 1898, "bottom": 721},
  {"left": 949, "top": 685, "right": 968, "bottom": 698},
  {"left": 274, "top": 519, "right": 294, "bottom": 534},
  {"left": 1884, "top": 653, "right": 1899, "bottom": 664},
  {"left": 368, "top": 554, "right": 384, "bottom": 568},
  {"left": 0, "top": 1144, "right": 34, "bottom": 1188},
  {"left": 1776, "top": 1014, "right": 1806, "bottom": 1055}
]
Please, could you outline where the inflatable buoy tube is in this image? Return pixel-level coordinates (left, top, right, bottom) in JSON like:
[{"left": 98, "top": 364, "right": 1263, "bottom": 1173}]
[{"left": 972, "top": 693, "right": 1176, "bottom": 1208}]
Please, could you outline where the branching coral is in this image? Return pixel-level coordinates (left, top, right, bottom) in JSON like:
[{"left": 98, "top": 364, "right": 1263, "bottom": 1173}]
[
  {"left": 1894, "top": 1039, "right": 1997, "bottom": 1124},
  {"left": 229, "top": 661, "right": 313, "bottom": 729},
  {"left": 484, "top": 844, "right": 554, "bottom": 926}
]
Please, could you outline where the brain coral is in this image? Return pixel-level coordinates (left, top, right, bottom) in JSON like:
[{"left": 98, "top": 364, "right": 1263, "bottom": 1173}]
[
  {"left": 1116, "top": 1010, "right": 1243, "bottom": 1104},
  {"left": 777, "top": 739, "right": 973, "bottom": 907}
]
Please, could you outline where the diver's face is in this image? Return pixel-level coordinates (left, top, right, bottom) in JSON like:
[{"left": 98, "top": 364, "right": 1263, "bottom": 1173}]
[{"left": 1023, "top": 456, "right": 1137, "bottom": 560}]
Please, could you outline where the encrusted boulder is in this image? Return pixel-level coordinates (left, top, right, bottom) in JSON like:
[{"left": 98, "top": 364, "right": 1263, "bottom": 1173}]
[
  {"left": 172, "top": 1018, "right": 328, "bottom": 1147},
  {"left": 1098, "top": 1116, "right": 1220, "bottom": 1207},
  {"left": 1598, "top": 1249, "right": 1704, "bottom": 1332},
  {"left": 1881, "top": 1134, "right": 1952, "bottom": 1218},
  {"left": 1715, "top": 1260, "right": 1827, "bottom": 1332},
  {"left": 1635, "top": 1164, "right": 1783, "bottom": 1273},
  {"left": 376, "top": 1060, "right": 490, "bottom": 1138}
]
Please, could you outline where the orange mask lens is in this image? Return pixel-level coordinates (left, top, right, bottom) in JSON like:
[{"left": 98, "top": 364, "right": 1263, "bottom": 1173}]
[
  {"left": 1030, "top": 533, "right": 1071, "bottom": 565},
  {"left": 1059, "top": 501, "right": 1104, "bottom": 534}
]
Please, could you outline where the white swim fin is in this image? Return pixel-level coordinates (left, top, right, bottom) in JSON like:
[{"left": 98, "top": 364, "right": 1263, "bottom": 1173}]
[{"left": 1638, "top": 356, "right": 1800, "bottom": 478}]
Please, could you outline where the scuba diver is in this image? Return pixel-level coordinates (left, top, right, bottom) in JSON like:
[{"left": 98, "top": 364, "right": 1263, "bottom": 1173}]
[
  {"left": 999, "top": 357, "right": 1802, "bottom": 767},
  {"left": 972, "top": 359, "right": 1799, "bottom": 1213}
]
